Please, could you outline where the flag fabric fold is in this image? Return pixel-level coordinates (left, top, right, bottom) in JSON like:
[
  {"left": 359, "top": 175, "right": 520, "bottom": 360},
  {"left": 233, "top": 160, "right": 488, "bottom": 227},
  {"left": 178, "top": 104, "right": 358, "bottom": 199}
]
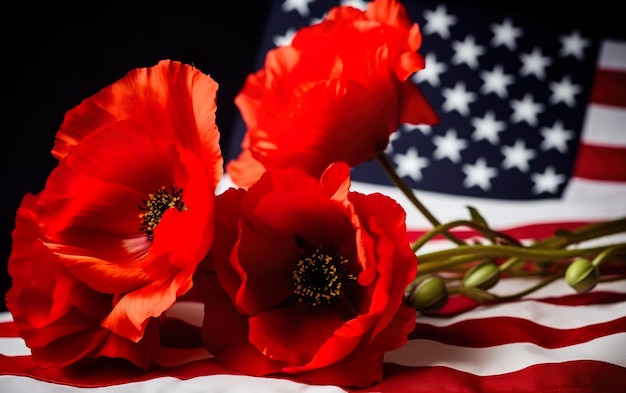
[{"left": 1, "top": 278, "right": 626, "bottom": 392}]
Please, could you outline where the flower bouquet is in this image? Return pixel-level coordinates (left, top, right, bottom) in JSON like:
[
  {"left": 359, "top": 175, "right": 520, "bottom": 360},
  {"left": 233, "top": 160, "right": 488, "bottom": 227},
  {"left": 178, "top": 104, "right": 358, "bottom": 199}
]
[{"left": 4, "top": 0, "right": 626, "bottom": 391}]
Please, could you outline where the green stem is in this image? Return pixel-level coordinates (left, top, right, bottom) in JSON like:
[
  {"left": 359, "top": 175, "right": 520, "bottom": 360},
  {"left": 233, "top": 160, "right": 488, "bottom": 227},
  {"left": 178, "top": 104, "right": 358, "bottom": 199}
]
[
  {"left": 411, "top": 219, "right": 521, "bottom": 252},
  {"left": 449, "top": 272, "right": 563, "bottom": 303},
  {"left": 416, "top": 243, "right": 619, "bottom": 274},
  {"left": 495, "top": 272, "right": 563, "bottom": 301},
  {"left": 496, "top": 218, "right": 626, "bottom": 274},
  {"left": 591, "top": 245, "right": 626, "bottom": 267},
  {"left": 419, "top": 243, "right": 611, "bottom": 263},
  {"left": 533, "top": 217, "right": 626, "bottom": 249},
  {"left": 375, "top": 152, "right": 465, "bottom": 246}
]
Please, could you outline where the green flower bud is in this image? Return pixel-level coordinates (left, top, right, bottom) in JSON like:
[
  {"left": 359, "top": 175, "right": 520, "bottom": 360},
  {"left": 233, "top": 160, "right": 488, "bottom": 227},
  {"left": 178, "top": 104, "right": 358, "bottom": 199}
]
[
  {"left": 405, "top": 275, "right": 448, "bottom": 312},
  {"left": 463, "top": 261, "right": 501, "bottom": 290},
  {"left": 565, "top": 258, "right": 600, "bottom": 293}
]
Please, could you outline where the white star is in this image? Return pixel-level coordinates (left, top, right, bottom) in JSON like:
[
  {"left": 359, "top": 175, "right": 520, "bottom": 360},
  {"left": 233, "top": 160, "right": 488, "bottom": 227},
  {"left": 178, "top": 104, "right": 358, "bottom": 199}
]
[
  {"left": 549, "top": 75, "right": 582, "bottom": 107},
  {"left": 401, "top": 123, "right": 432, "bottom": 135},
  {"left": 384, "top": 129, "right": 402, "bottom": 154},
  {"left": 310, "top": 13, "right": 327, "bottom": 25},
  {"left": 471, "top": 111, "right": 506, "bottom": 145},
  {"left": 432, "top": 129, "right": 468, "bottom": 163},
  {"left": 480, "top": 64, "right": 514, "bottom": 98},
  {"left": 540, "top": 121, "right": 574, "bottom": 153},
  {"left": 519, "top": 47, "right": 553, "bottom": 80},
  {"left": 416, "top": 125, "right": 433, "bottom": 134},
  {"left": 281, "top": 0, "right": 315, "bottom": 17},
  {"left": 531, "top": 166, "right": 566, "bottom": 194},
  {"left": 412, "top": 52, "right": 447, "bottom": 87},
  {"left": 273, "top": 28, "right": 296, "bottom": 46},
  {"left": 451, "top": 35, "right": 486, "bottom": 69},
  {"left": 510, "top": 93, "right": 544, "bottom": 126},
  {"left": 393, "top": 147, "right": 430, "bottom": 181},
  {"left": 423, "top": 4, "right": 457, "bottom": 39},
  {"left": 462, "top": 157, "right": 498, "bottom": 190},
  {"left": 559, "top": 30, "right": 590, "bottom": 60},
  {"left": 340, "top": 0, "right": 368, "bottom": 10},
  {"left": 501, "top": 139, "right": 537, "bottom": 172},
  {"left": 490, "top": 17, "right": 523, "bottom": 50},
  {"left": 441, "top": 82, "right": 477, "bottom": 116}
]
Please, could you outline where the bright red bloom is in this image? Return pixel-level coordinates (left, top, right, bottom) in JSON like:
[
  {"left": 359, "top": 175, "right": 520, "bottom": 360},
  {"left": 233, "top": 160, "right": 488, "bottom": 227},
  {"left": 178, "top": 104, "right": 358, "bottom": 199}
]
[
  {"left": 227, "top": 0, "right": 438, "bottom": 188},
  {"left": 6, "top": 60, "right": 223, "bottom": 369},
  {"left": 195, "top": 162, "right": 417, "bottom": 387}
]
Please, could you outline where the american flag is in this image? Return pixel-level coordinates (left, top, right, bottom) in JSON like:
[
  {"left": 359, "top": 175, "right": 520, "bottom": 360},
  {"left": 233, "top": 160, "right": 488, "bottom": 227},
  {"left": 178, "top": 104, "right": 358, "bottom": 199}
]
[
  {"left": 224, "top": 0, "right": 626, "bottom": 391},
  {"left": 1, "top": 1, "right": 625, "bottom": 392}
]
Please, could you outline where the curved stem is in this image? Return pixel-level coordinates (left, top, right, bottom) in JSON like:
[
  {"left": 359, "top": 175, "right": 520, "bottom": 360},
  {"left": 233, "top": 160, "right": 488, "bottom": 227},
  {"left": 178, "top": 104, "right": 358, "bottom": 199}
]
[
  {"left": 533, "top": 217, "right": 626, "bottom": 249},
  {"left": 591, "top": 245, "right": 626, "bottom": 267},
  {"left": 419, "top": 243, "right": 612, "bottom": 263},
  {"left": 411, "top": 219, "right": 522, "bottom": 252},
  {"left": 496, "top": 218, "right": 626, "bottom": 275},
  {"left": 375, "top": 152, "right": 465, "bottom": 245},
  {"left": 495, "top": 273, "right": 563, "bottom": 301},
  {"left": 416, "top": 244, "right": 619, "bottom": 274},
  {"left": 449, "top": 272, "right": 563, "bottom": 303}
]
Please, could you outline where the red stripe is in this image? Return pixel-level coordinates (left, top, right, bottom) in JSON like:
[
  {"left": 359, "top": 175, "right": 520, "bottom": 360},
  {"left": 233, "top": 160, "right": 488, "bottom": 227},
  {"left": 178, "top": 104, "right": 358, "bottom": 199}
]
[
  {"left": 349, "top": 361, "right": 626, "bottom": 393},
  {"left": 590, "top": 69, "right": 626, "bottom": 107},
  {"left": 411, "top": 290, "right": 626, "bottom": 319},
  {"left": 0, "top": 321, "right": 19, "bottom": 338},
  {"left": 3, "top": 354, "right": 624, "bottom": 392},
  {"left": 411, "top": 315, "right": 626, "bottom": 348},
  {"left": 572, "top": 144, "right": 626, "bottom": 181},
  {"left": 0, "top": 355, "right": 238, "bottom": 388}
]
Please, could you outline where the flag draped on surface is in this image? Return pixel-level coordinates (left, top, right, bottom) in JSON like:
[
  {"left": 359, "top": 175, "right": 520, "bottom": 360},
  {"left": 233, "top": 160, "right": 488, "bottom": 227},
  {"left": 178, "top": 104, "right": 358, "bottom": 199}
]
[{"left": 1, "top": 1, "right": 626, "bottom": 392}]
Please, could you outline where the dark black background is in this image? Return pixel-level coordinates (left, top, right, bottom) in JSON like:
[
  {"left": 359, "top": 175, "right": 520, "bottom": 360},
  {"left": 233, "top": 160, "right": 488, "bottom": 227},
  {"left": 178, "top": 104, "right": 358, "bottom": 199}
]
[{"left": 1, "top": 1, "right": 623, "bottom": 312}]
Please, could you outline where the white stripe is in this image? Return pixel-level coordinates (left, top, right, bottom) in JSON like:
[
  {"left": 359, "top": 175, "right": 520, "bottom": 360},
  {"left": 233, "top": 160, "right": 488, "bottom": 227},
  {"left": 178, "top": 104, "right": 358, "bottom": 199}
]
[
  {"left": 384, "top": 332, "right": 626, "bottom": 376},
  {"left": 0, "top": 375, "right": 347, "bottom": 393},
  {"left": 598, "top": 39, "right": 626, "bottom": 71},
  {"left": 0, "top": 337, "right": 29, "bottom": 356},
  {"left": 0, "top": 313, "right": 13, "bottom": 323},
  {"left": 350, "top": 179, "right": 626, "bottom": 230},
  {"left": 581, "top": 104, "right": 626, "bottom": 147},
  {"left": 490, "top": 275, "right": 626, "bottom": 297},
  {"left": 3, "top": 280, "right": 624, "bottom": 356}
]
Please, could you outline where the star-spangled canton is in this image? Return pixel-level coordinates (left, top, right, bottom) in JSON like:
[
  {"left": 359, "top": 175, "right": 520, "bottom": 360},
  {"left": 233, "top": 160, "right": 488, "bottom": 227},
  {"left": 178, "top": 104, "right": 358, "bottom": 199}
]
[
  {"left": 351, "top": 1, "right": 600, "bottom": 200},
  {"left": 251, "top": 0, "right": 601, "bottom": 201}
]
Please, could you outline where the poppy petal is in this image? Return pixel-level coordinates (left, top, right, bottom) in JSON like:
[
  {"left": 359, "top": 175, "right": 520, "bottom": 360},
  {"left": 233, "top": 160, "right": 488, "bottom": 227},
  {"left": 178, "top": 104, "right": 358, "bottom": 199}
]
[
  {"left": 248, "top": 306, "right": 345, "bottom": 365},
  {"left": 101, "top": 270, "right": 192, "bottom": 341}
]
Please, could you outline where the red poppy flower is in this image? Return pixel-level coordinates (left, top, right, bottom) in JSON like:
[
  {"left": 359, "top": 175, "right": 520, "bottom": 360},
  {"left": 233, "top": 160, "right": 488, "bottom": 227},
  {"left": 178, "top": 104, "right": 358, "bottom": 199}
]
[
  {"left": 5, "top": 60, "right": 223, "bottom": 369},
  {"left": 195, "top": 162, "right": 417, "bottom": 387},
  {"left": 226, "top": 0, "right": 438, "bottom": 188}
]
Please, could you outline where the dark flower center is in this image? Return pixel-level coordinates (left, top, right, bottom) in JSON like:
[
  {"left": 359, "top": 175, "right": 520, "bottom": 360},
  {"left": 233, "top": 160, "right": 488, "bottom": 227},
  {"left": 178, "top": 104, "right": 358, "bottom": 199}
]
[
  {"left": 138, "top": 185, "right": 187, "bottom": 241},
  {"left": 292, "top": 247, "right": 355, "bottom": 306}
]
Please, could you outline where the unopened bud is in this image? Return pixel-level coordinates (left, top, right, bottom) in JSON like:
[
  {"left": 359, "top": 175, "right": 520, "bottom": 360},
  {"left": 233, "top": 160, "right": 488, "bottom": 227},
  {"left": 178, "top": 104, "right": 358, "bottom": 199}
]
[
  {"left": 463, "top": 262, "right": 501, "bottom": 290},
  {"left": 405, "top": 275, "right": 448, "bottom": 312},
  {"left": 565, "top": 258, "right": 599, "bottom": 293}
]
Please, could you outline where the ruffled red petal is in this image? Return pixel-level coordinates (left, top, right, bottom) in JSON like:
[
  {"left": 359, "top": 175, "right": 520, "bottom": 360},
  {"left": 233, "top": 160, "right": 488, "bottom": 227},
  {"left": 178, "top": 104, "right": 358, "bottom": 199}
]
[
  {"left": 248, "top": 306, "right": 345, "bottom": 365},
  {"left": 7, "top": 60, "right": 223, "bottom": 369}
]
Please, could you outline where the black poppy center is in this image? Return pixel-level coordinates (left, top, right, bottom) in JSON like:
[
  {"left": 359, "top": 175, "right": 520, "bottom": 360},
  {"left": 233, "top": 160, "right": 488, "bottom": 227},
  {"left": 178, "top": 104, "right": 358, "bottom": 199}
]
[
  {"left": 138, "top": 185, "right": 187, "bottom": 241},
  {"left": 292, "top": 247, "right": 355, "bottom": 306}
]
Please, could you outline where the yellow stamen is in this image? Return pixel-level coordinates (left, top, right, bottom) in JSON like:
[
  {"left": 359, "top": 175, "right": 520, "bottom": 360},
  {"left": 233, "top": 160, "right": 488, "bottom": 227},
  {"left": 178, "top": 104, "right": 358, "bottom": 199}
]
[{"left": 138, "top": 185, "right": 187, "bottom": 241}]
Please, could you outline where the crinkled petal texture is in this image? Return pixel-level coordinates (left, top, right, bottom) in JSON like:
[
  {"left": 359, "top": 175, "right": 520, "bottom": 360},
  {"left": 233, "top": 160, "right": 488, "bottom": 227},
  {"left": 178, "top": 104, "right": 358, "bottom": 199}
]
[
  {"left": 5, "top": 60, "right": 223, "bottom": 370},
  {"left": 196, "top": 162, "right": 417, "bottom": 388},
  {"left": 227, "top": 0, "right": 437, "bottom": 188}
]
